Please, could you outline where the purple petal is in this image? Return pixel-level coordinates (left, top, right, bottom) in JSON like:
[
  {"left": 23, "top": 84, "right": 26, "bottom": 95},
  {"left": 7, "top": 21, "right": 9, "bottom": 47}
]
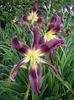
[
  {"left": 12, "top": 36, "right": 21, "bottom": 49},
  {"left": 38, "top": 42, "right": 51, "bottom": 55},
  {"left": 12, "top": 36, "right": 29, "bottom": 54},
  {"left": 46, "top": 37, "right": 66, "bottom": 50},
  {"left": 29, "top": 67, "right": 42, "bottom": 93},
  {"left": 48, "top": 38, "right": 62, "bottom": 48},
  {"left": 38, "top": 36, "right": 68, "bottom": 56},
  {"left": 41, "top": 60, "right": 61, "bottom": 75},
  {"left": 38, "top": 38, "right": 61, "bottom": 56},
  {"left": 31, "top": 27, "right": 41, "bottom": 49},
  {"left": 56, "top": 36, "right": 69, "bottom": 48},
  {"left": 37, "top": 17, "right": 45, "bottom": 24},
  {"left": 46, "top": 13, "right": 61, "bottom": 32},
  {"left": 39, "top": 35, "right": 45, "bottom": 44},
  {"left": 48, "top": 37, "right": 68, "bottom": 64},
  {"left": 61, "top": 44, "right": 69, "bottom": 48},
  {"left": 9, "top": 59, "right": 26, "bottom": 81},
  {"left": 39, "top": 36, "right": 67, "bottom": 62},
  {"left": 32, "top": 0, "right": 38, "bottom": 12},
  {"left": 49, "top": 50, "right": 54, "bottom": 64},
  {"left": 50, "top": 13, "right": 61, "bottom": 25}
]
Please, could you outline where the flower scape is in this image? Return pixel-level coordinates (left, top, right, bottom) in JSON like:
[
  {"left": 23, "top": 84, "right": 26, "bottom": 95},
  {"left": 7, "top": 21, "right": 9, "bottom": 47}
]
[{"left": 9, "top": 0, "right": 68, "bottom": 94}]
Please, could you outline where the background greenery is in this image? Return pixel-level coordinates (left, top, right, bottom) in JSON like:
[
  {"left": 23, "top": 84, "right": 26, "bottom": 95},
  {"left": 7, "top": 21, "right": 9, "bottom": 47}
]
[
  {"left": 0, "top": 0, "right": 74, "bottom": 28},
  {"left": 0, "top": 0, "right": 74, "bottom": 100}
]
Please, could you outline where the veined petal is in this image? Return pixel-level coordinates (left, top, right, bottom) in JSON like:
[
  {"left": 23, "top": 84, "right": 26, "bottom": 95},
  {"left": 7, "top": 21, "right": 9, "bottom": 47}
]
[
  {"left": 50, "top": 13, "right": 61, "bottom": 24},
  {"left": 32, "top": 0, "right": 38, "bottom": 12},
  {"left": 9, "top": 59, "right": 26, "bottom": 81},
  {"left": 43, "top": 14, "right": 61, "bottom": 41},
  {"left": 38, "top": 37, "right": 67, "bottom": 56},
  {"left": 56, "top": 36, "right": 69, "bottom": 48},
  {"left": 49, "top": 50, "right": 54, "bottom": 64},
  {"left": 38, "top": 42, "right": 51, "bottom": 56},
  {"left": 12, "top": 36, "right": 29, "bottom": 54},
  {"left": 39, "top": 35, "right": 45, "bottom": 44},
  {"left": 48, "top": 37, "right": 68, "bottom": 64},
  {"left": 45, "top": 13, "right": 61, "bottom": 35},
  {"left": 39, "top": 37, "right": 67, "bottom": 63},
  {"left": 29, "top": 66, "right": 42, "bottom": 94},
  {"left": 37, "top": 17, "right": 45, "bottom": 24},
  {"left": 31, "top": 27, "right": 41, "bottom": 48},
  {"left": 60, "top": 44, "right": 69, "bottom": 48},
  {"left": 40, "top": 60, "right": 61, "bottom": 75},
  {"left": 38, "top": 38, "right": 61, "bottom": 56}
]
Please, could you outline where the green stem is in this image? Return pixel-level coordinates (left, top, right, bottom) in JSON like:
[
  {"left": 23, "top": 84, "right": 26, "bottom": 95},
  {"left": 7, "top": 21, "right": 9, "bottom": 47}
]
[
  {"left": 25, "top": 84, "right": 30, "bottom": 100},
  {"left": 32, "top": 92, "right": 35, "bottom": 100}
]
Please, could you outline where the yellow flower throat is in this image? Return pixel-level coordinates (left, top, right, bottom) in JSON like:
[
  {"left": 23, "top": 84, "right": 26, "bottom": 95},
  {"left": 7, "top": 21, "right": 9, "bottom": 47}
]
[
  {"left": 28, "top": 12, "right": 38, "bottom": 22},
  {"left": 27, "top": 49, "right": 41, "bottom": 62},
  {"left": 44, "top": 30, "right": 56, "bottom": 41}
]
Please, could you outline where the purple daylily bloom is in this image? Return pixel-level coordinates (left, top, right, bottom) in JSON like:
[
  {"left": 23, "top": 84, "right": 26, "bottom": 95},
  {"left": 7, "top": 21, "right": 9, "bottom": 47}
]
[
  {"left": 9, "top": 28, "right": 65, "bottom": 93},
  {"left": 42, "top": 13, "right": 62, "bottom": 42},
  {"left": 29, "top": 67, "right": 42, "bottom": 93},
  {"left": 18, "top": 0, "right": 45, "bottom": 25},
  {"left": 35, "top": 13, "right": 66, "bottom": 64}
]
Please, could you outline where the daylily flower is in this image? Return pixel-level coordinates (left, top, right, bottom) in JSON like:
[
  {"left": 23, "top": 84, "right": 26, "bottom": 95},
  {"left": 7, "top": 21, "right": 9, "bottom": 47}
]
[
  {"left": 38, "top": 13, "right": 62, "bottom": 64},
  {"left": 9, "top": 27, "right": 65, "bottom": 93},
  {"left": 19, "top": 0, "right": 45, "bottom": 25},
  {"left": 44, "top": 13, "right": 61, "bottom": 41}
]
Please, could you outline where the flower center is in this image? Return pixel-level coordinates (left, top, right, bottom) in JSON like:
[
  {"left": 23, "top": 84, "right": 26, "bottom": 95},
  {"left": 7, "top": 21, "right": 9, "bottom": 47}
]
[
  {"left": 28, "top": 12, "right": 38, "bottom": 22},
  {"left": 27, "top": 49, "right": 41, "bottom": 62},
  {"left": 44, "top": 30, "right": 56, "bottom": 41}
]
